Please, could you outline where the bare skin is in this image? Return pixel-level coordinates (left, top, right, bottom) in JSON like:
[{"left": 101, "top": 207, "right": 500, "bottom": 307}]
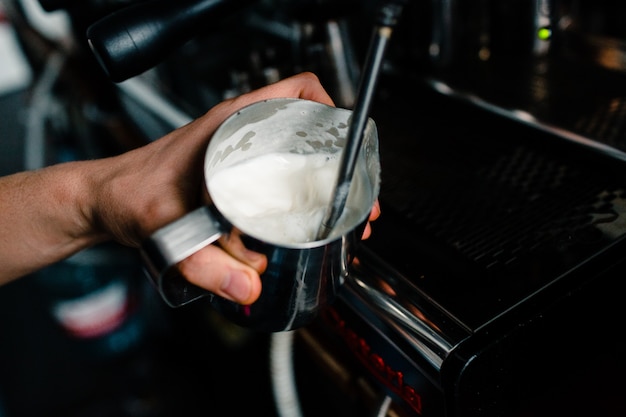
[{"left": 0, "top": 72, "right": 380, "bottom": 305}]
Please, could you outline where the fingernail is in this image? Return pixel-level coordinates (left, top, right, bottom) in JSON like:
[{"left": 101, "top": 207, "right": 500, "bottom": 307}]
[{"left": 221, "top": 270, "right": 252, "bottom": 303}]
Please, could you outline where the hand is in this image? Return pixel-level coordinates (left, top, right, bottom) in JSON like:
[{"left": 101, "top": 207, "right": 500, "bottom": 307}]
[
  {"left": 91, "top": 72, "right": 343, "bottom": 305},
  {"left": 0, "top": 72, "right": 380, "bottom": 305},
  {"left": 362, "top": 199, "right": 381, "bottom": 240}
]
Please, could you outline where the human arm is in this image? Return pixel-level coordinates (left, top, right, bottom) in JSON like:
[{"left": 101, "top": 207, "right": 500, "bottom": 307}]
[{"left": 0, "top": 72, "right": 379, "bottom": 305}]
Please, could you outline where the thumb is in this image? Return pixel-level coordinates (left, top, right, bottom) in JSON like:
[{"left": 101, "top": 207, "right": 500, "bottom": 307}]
[{"left": 177, "top": 245, "right": 262, "bottom": 305}]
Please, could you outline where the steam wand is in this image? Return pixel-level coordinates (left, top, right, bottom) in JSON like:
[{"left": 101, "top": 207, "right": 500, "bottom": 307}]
[{"left": 316, "top": 0, "right": 405, "bottom": 240}]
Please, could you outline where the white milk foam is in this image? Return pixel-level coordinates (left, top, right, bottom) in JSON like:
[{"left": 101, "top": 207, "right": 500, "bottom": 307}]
[{"left": 208, "top": 152, "right": 367, "bottom": 244}]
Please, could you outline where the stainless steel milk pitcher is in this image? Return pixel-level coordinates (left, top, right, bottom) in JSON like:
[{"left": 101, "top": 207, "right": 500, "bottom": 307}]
[{"left": 141, "top": 98, "right": 381, "bottom": 332}]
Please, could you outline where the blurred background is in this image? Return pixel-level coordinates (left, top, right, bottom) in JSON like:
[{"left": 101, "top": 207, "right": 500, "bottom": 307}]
[{"left": 2, "top": 0, "right": 626, "bottom": 416}]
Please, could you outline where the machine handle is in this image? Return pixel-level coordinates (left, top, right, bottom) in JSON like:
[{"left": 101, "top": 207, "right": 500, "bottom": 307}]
[{"left": 86, "top": 0, "right": 255, "bottom": 82}]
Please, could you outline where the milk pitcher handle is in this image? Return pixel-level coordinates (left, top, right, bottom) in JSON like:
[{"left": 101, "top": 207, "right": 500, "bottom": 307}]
[{"left": 140, "top": 206, "right": 224, "bottom": 307}]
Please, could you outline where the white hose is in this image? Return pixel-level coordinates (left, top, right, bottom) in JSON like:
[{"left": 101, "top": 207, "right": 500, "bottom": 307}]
[
  {"left": 270, "top": 331, "right": 394, "bottom": 417},
  {"left": 374, "top": 395, "right": 392, "bottom": 417},
  {"left": 270, "top": 331, "right": 304, "bottom": 417}
]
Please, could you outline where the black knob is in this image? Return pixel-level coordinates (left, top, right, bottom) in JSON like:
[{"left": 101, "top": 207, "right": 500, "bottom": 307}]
[{"left": 87, "top": 0, "right": 255, "bottom": 82}]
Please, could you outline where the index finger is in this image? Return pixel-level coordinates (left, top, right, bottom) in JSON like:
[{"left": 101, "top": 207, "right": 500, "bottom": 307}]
[{"left": 207, "top": 72, "right": 335, "bottom": 125}]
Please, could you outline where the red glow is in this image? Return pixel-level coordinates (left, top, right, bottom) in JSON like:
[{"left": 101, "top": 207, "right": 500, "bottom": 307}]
[{"left": 322, "top": 307, "right": 423, "bottom": 415}]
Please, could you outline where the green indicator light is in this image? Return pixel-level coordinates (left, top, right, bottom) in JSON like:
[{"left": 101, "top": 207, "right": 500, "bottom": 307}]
[{"left": 537, "top": 26, "right": 552, "bottom": 41}]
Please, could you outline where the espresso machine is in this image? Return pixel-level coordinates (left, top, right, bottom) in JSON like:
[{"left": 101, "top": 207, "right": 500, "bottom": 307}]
[
  {"left": 296, "top": 1, "right": 626, "bottom": 416},
  {"left": 3, "top": 0, "right": 626, "bottom": 416}
]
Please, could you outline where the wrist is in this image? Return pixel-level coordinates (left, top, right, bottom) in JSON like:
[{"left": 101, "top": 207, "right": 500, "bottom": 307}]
[{"left": 48, "top": 160, "right": 111, "bottom": 250}]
